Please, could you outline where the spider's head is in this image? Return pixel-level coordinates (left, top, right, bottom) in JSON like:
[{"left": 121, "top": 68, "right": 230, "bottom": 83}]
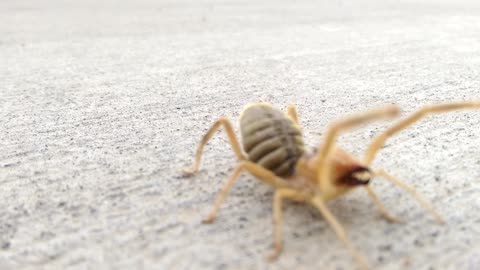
[{"left": 337, "top": 166, "right": 372, "bottom": 186}]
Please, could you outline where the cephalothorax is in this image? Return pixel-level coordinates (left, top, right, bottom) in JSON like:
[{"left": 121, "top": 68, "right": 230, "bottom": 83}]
[{"left": 183, "top": 101, "right": 480, "bottom": 269}]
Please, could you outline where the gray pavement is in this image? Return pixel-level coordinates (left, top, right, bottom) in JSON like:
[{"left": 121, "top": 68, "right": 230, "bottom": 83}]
[{"left": 1, "top": 0, "right": 480, "bottom": 269}]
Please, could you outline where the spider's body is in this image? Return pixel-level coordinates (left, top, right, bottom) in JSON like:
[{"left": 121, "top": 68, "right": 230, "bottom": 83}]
[
  {"left": 239, "top": 103, "right": 371, "bottom": 201},
  {"left": 297, "top": 147, "right": 373, "bottom": 201},
  {"left": 240, "top": 103, "right": 304, "bottom": 177},
  {"left": 182, "top": 101, "right": 480, "bottom": 270}
]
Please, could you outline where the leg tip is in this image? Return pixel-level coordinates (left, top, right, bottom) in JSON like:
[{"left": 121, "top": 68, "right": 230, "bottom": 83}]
[
  {"left": 266, "top": 254, "right": 278, "bottom": 262},
  {"left": 266, "top": 246, "right": 282, "bottom": 262},
  {"left": 435, "top": 216, "right": 446, "bottom": 225},
  {"left": 354, "top": 255, "right": 371, "bottom": 270},
  {"left": 202, "top": 216, "right": 216, "bottom": 224},
  {"left": 182, "top": 167, "right": 196, "bottom": 177},
  {"left": 383, "top": 215, "right": 405, "bottom": 224}
]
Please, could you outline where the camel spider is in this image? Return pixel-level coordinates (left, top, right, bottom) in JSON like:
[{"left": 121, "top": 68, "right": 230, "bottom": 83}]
[{"left": 182, "top": 101, "right": 480, "bottom": 269}]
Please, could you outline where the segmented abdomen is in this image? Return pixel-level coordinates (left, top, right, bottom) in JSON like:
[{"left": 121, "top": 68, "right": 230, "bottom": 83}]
[{"left": 239, "top": 103, "right": 305, "bottom": 177}]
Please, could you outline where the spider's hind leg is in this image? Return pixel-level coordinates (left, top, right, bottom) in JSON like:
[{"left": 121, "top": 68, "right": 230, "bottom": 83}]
[
  {"left": 183, "top": 117, "right": 246, "bottom": 176},
  {"left": 202, "top": 161, "right": 289, "bottom": 224},
  {"left": 287, "top": 105, "right": 300, "bottom": 126}
]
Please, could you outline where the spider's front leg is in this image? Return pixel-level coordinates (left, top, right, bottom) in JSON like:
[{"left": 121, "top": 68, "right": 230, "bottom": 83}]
[
  {"left": 361, "top": 101, "right": 480, "bottom": 223},
  {"left": 310, "top": 196, "right": 370, "bottom": 270},
  {"left": 316, "top": 105, "right": 400, "bottom": 192},
  {"left": 365, "top": 101, "right": 480, "bottom": 165},
  {"left": 373, "top": 169, "right": 444, "bottom": 224},
  {"left": 364, "top": 186, "right": 404, "bottom": 223}
]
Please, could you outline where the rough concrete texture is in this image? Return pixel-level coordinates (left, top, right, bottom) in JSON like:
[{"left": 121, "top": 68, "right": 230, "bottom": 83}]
[{"left": 1, "top": 0, "right": 480, "bottom": 269}]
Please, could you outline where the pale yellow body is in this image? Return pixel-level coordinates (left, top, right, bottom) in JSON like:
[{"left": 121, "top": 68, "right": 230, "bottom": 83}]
[
  {"left": 295, "top": 147, "right": 367, "bottom": 201},
  {"left": 183, "top": 101, "right": 480, "bottom": 270}
]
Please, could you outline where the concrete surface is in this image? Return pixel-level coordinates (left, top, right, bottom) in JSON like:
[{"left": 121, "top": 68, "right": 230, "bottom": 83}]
[{"left": 1, "top": 0, "right": 480, "bottom": 269}]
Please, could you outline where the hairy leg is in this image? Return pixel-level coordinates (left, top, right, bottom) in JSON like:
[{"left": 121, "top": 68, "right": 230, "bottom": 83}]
[
  {"left": 310, "top": 196, "right": 370, "bottom": 270},
  {"left": 374, "top": 169, "right": 444, "bottom": 224},
  {"left": 316, "top": 105, "right": 400, "bottom": 192},
  {"left": 183, "top": 117, "right": 246, "bottom": 176},
  {"left": 365, "top": 101, "right": 480, "bottom": 165},
  {"left": 287, "top": 105, "right": 300, "bottom": 126},
  {"left": 203, "top": 161, "right": 289, "bottom": 224},
  {"left": 364, "top": 186, "right": 403, "bottom": 223},
  {"left": 268, "top": 188, "right": 307, "bottom": 261}
]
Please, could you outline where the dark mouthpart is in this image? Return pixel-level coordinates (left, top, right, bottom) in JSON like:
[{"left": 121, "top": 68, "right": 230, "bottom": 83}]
[{"left": 338, "top": 166, "right": 371, "bottom": 186}]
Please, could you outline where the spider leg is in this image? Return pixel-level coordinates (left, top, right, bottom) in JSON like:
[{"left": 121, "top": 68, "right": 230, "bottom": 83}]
[
  {"left": 310, "top": 196, "right": 370, "bottom": 270},
  {"left": 365, "top": 101, "right": 480, "bottom": 165},
  {"left": 287, "top": 105, "right": 300, "bottom": 126},
  {"left": 183, "top": 117, "right": 246, "bottom": 176},
  {"left": 202, "top": 161, "right": 289, "bottom": 224},
  {"left": 364, "top": 186, "right": 403, "bottom": 223},
  {"left": 374, "top": 169, "right": 444, "bottom": 224},
  {"left": 268, "top": 188, "right": 307, "bottom": 261},
  {"left": 316, "top": 105, "right": 400, "bottom": 192}
]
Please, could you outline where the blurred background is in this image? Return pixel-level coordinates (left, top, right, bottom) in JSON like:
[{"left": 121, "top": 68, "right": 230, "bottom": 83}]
[{"left": 1, "top": 1, "right": 480, "bottom": 270}]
